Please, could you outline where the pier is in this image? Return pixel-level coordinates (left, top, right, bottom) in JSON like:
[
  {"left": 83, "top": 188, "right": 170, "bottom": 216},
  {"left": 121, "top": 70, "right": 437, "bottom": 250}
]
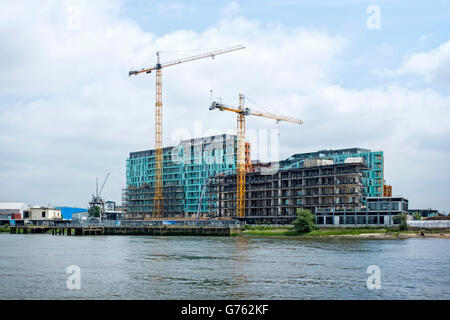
[{"left": 9, "top": 219, "right": 242, "bottom": 237}]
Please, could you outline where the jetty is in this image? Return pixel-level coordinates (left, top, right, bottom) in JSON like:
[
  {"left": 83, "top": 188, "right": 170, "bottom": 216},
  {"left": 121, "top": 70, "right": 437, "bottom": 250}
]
[{"left": 9, "top": 219, "right": 242, "bottom": 237}]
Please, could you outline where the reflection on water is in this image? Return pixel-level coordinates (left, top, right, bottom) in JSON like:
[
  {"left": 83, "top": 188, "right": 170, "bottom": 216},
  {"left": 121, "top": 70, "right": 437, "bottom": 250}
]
[{"left": 0, "top": 234, "right": 449, "bottom": 299}]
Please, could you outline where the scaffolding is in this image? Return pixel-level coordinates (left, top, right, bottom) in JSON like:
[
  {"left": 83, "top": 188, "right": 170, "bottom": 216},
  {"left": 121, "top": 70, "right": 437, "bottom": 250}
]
[{"left": 208, "top": 161, "right": 368, "bottom": 223}]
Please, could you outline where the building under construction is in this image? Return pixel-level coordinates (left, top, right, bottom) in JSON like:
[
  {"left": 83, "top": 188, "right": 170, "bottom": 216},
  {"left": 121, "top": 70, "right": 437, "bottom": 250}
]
[
  {"left": 124, "top": 45, "right": 398, "bottom": 223},
  {"left": 123, "top": 134, "right": 251, "bottom": 219},
  {"left": 280, "top": 148, "right": 385, "bottom": 198},
  {"left": 208, "top": 158, "right": 368, "bottom": 223},
  {"left": 123, "top": 136, "right": 393, "bottom": 222}
]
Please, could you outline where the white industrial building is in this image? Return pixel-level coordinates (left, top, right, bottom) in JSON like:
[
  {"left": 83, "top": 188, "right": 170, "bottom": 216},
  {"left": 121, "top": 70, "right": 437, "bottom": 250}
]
[
  {"left": 30, "top": 206, "right": 62, "bottom": 220},
  {"left": 0, "top": 202, "right": 30, "bottom": 219},
  {"left": 72, "top": 211, "right": 89, "bottom": 220}
]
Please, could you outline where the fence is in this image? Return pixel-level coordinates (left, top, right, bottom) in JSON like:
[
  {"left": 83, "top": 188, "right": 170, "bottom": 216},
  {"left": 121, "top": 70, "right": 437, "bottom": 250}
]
[
  {"left": 407, "top": 220, "right": 450, "bottom": 229},
  {"left": 28, "top": 220, "right": 56, "bottom": 227}
]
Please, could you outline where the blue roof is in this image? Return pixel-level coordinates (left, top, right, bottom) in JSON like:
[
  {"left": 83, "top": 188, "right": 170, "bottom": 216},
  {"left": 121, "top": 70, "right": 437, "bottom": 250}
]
[{"left": 55, "top": 207, "right": 88, "bottom": 220}]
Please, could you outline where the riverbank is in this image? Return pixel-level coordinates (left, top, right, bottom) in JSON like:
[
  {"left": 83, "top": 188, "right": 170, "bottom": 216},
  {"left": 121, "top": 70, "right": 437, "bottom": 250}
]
[
  {"left": 3, "top": 224, "right": 450, "bottom": 239},
  {"left": 239, "top": 226, "right": 450, "bottom": 239}
]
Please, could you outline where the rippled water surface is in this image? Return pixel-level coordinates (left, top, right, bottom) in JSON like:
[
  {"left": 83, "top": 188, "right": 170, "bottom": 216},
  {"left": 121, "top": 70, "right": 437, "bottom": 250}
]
[{"left": 1, "top": 234, "right": 449, "bottom": 299}]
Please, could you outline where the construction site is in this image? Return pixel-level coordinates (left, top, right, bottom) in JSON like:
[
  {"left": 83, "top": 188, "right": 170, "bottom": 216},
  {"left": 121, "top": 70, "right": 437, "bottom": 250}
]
[{"left": 122, "top": 45, "right": 405, "bottom": 226}]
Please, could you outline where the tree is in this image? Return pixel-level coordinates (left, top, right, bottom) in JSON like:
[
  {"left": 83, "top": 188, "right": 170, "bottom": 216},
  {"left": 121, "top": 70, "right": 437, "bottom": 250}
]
[
  {"left": 413, "top": 211, "right": 422, "bottom": 221},
  {"left": 293, "top": 209, "right": 318, "bottom": 233},
  {"left": 393, "top": 213, "right": 408, "bottom": 231},
  {"left": 89, "top": 205, "right": 101, "bottom": 218}
]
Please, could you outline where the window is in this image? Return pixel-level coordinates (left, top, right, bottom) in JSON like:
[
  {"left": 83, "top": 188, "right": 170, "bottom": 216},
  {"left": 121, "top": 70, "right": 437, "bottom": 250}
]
[
  {"left": 346, "top": 216, "right": 355, "bottom": 224},
  {"left": 42, "top": 211, "right": 45, "bottom": 218},
  {"left": 357, "top": 216, "right": 366, "bottom": 224},
  {"left": 368, "top": 216, "right": 378, "bottom": 224}
]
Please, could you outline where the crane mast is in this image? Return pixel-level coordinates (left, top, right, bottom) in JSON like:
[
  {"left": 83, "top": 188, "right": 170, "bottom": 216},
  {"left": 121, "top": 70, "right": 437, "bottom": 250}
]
[
  {"left": 237, "top": 93, "right": 246, "bottom": 218},
  {"left": 129, "top": 45, "right": 245, "bottom": 218},
  {"left": 209, "top": 94, "right": 303, "bottom": 218},
  {"left": 154, "top": 53, "right": 163, "bottom": 217}
]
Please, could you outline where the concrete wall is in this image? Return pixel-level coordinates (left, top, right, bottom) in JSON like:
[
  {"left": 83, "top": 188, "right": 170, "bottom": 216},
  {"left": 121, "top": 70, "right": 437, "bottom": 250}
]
[{"left": 408, "top": 220, "right": 450, "bottom": 228}]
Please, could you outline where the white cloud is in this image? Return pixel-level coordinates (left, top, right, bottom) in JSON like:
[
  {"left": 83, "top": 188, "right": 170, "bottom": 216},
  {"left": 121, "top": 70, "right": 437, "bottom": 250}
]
[
  {"left": 395, "top": 40, "right": 450, "bottom": 85},
  {"left": 0, "top": 0, "right": 449, "bottom": 211}
]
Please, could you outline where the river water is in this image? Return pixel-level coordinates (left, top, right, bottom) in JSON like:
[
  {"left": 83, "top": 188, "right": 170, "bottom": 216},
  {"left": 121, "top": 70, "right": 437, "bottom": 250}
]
[{"left": 0, "top": 234, "right": 449, "bottom": 299}]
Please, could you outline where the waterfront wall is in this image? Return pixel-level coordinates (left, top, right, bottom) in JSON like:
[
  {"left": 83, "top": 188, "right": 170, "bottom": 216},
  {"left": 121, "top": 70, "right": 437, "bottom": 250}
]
[{"left": 408, "top": 220, "right": 450, "bottom": 229}]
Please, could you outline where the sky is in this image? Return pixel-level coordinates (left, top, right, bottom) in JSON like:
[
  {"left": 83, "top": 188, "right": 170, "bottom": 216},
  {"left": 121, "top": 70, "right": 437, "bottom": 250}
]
[{"left": 0, "top": 0, "right": 449, "bottom": 212}]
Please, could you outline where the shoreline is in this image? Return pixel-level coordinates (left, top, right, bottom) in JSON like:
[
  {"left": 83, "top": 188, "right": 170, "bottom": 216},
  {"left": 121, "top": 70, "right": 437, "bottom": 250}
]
[
  {"left": 238, "top": 227, "right": 450, "bottom": 239},
  {"left": 239, "top": 232, "right": 450, "bottom": 239},
  {"left": 2, "top": 226, "right": 450, "bottom": 239}
]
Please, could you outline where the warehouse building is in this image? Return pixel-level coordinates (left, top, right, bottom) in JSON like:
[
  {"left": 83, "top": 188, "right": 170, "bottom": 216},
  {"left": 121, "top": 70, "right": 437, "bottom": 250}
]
[
  {"left": 0, "top": 202, "right": 30, "bottom": 224},
  {"left": 55, "top": 207, "right": 88, "bottom": 220},
  {"left": 0, "top": 202, "right": 30, "bottom": 218}
]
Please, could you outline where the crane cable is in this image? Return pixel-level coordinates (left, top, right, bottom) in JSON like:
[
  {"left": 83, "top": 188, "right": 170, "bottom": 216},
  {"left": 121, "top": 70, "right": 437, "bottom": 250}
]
[{"left": 245, "top": 95, "right": 297, "bottom": 120}]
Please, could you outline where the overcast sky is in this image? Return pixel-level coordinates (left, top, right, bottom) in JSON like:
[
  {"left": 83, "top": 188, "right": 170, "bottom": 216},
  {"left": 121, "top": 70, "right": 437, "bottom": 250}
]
[{"left": 0, "top": 0, "right": 449, "bottom": 212}]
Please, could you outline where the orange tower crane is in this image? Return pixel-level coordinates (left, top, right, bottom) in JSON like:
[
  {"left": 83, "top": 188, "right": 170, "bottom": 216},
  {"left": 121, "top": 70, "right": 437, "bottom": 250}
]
[
  {"left": 209, "top": 94, "right": 303, "bottom": 218},
  {"left": 129, "top": 45, "right": 245, "bottom": 218}
]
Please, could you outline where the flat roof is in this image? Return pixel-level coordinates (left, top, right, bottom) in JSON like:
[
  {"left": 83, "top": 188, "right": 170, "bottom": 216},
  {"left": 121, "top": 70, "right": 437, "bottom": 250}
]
[{"left": 0, "top": 203, "right": 29, "bottom": 209}]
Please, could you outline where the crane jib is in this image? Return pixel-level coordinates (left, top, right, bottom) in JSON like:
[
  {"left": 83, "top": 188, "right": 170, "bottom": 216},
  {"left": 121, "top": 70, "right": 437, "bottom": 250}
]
[{"left": 129, "top": 45, "right": 244, "bottom": 76}]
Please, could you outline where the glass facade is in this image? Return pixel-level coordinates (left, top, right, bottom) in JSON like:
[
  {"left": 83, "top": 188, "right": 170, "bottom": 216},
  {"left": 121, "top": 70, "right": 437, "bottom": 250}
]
[{"left": 124, "top": 134, "right": 238, "bottom": 218}]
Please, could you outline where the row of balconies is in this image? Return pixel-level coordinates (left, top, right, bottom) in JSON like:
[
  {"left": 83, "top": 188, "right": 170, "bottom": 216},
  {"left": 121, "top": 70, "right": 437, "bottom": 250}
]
[
  {"left": 215, "top": 194, "right": 361, "bottom": 203},
  {"left": 215, "top": 187, "right": 361, "bottom": 197},
  {"left": 301, "top": 190, "right": 359, "bottom": 197}
]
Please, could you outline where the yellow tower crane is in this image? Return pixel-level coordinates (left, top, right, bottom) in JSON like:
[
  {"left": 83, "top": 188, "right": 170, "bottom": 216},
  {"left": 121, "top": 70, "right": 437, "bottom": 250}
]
[
  {"left": 129, "top": 45, "right": 245, "bottom": 218},
  {"left": 209, "top": 94, "right": 303, "bottom": 218}
]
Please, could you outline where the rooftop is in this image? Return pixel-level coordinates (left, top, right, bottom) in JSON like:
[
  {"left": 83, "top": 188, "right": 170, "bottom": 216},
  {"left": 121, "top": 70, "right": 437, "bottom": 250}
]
[
  {"left": 0, "top": 202, "right": 29, "bottom": 209},
  {"left": 286, "top": 147, "right": 373, "bottom": 161}
]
